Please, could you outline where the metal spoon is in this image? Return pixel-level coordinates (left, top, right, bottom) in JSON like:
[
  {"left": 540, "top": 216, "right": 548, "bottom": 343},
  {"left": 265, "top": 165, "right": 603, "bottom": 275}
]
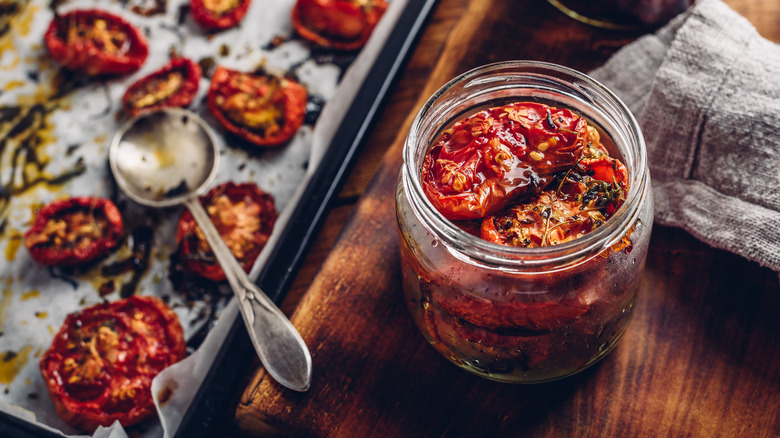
[{"left": 109, "top": 108, "right": 312, "bottom": 392}]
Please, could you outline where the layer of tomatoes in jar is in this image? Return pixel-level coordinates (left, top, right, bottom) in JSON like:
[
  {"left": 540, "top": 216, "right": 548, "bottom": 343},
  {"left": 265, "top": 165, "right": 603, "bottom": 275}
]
[
  {"left": 175, "top": 182, "right": 277, "bottom": 282},
  {"left": 292, "top": 0, "right": 388, "bottom": 51},
  {"left": 39, "top": 296, "right": 186, "bottom": 432},
  {"left": 400, "top": 248, "right": 638, "bottom": 380},
  {"left": 24, "top": 197, "right": 124, "bottom": 266},
  {"left": 44, "top": 9, "right": 149, "bottom": 76},
  {"left": 122, "top": 57, "right": 201, "bottom": 117},
  {"left": 207, "top": 67, "right": 307, "bottom": 147},
  {"left": 408, "top": 102, "right": 637, "bottom": 379}
]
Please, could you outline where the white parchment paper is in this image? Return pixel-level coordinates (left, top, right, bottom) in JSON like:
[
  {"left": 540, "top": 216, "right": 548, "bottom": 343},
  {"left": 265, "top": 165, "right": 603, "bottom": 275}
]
[{"left": 0, "top": 0, "right": 406, "bottom": 436}]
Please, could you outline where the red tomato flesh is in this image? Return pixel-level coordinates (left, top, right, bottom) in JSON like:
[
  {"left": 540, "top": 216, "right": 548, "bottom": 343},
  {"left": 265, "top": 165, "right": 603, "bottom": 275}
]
[
  {"left": 44, "top": 9, "right": 148, "bottom": 76},
  {"left": 421, "top": 102, "right": 589, "bottom": 220},
  {"left": 122, "top": 57, "right": 201, "bottom": 117},
  {"left": 292, "top": 0, "right": 388, "bottom": 50},
  {"left": 24, "top": 197, "right": 124, "bottom": 266},
  {"left": 207, "top": 67, "right": 307, "bottom": 147},
  {"left": 190, "top": 0, "right": 251, "bottom": 31},
  {"left": 176, "top": 182, "right": 277, "bottom": 281},
  {"left": 40, "top": 296, "right": 186, "bottom": 432}
]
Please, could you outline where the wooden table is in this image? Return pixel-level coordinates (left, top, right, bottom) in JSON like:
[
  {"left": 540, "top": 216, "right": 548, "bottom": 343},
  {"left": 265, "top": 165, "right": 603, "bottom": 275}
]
[{"left": 228, "top": 0, "right": 780, "bottom": 435}]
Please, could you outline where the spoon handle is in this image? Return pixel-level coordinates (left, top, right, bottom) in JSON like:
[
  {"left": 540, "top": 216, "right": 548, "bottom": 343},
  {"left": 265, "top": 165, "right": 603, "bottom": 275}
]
[{"left": 184, "top": 197, "right": 312, "bottom": 392}]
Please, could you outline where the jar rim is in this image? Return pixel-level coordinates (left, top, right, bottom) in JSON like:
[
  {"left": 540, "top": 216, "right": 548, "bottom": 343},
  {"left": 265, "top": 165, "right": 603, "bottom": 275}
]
[{"left": 402, "top": 60, "right": 649, "bottom": 269}]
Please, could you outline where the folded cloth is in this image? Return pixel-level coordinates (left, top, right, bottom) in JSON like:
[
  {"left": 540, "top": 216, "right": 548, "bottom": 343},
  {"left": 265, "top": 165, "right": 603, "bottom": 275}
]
[{"left": 590, "top": 0, "right": 780, "bottom": 273}]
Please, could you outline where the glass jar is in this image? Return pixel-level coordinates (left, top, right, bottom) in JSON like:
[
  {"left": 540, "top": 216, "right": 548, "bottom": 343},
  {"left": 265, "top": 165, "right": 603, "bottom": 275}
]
[
  {"left": 547, "top": 0, "right": 692, "bottom": 30},
  {"left": 395, "top": 61, "right": 653, "bottom": 383}
]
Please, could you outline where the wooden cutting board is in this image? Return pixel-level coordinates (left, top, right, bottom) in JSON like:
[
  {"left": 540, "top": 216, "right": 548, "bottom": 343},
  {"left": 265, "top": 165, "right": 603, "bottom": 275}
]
[{"left": 234, "top": 0, "right": 780, "bottom": 436}]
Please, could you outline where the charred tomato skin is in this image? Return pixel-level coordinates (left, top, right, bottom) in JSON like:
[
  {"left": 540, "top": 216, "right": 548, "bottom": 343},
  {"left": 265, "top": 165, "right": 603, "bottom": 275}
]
[
  {"left": 39, "top": 296, "right": 186, "bottom": 432},
  {"left": 421, "top": 102, "right": 589, "bottom": 221},
  {"left": 190, "top": 0, "right": 251, "bottom": 31},
  {"left": 122, "top": 57, "right": 202, "bottom": 117},
  {"left": 175, "top": 182, "right": 277, "bottom": 281},
  {"left": 207, "top": 66, "right": 308, "bottom": 147},
  {"left": 24, "top": 197, "right": 124, "bottom": 266},
  {"left": 292, "top": 0, "right": 388, "bottom": 51},
  {"left": 44, "top": 9, "right": 149, "bottom": 76}
]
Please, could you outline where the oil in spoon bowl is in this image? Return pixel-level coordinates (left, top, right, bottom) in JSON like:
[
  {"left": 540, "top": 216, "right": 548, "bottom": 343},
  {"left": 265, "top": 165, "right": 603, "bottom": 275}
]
[{"left": 109, "top": 108, "right": 312, "bottom": 392}]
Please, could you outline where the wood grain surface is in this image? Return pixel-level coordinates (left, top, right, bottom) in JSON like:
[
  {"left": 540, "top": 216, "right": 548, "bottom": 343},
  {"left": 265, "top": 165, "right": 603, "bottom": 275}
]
[{"left": 234, "top": 0, "right": 780, "bottom": 436}]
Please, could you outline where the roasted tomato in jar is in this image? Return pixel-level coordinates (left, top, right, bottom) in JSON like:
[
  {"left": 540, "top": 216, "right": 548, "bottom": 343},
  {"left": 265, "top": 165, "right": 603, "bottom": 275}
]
[
  {"left": 176, "top": 182, "right": 277, "bottom": 281},
  {"left": 207, "top": 67, "right": 307, "bottom": 147},
  {"left": 44, "top": 9, "right": 148, "bottom": 76},
  {"left": 40, "top": 296, "right": 186, "bottom": 432},
  {"left": 190, "top": 0, "right": 251, "bottom": 31},
  {"left": 576, "top": 154, "right": 629, "bottom": 216},
  {"left": 122, "top": 57, "right": 201, "bottom": 117},
  {"left": 24, "top": 197, "right": 124, "bottom": 266},
  {"left": 292, "top": 0, "right": 388, "bottom": 51},
  {"left": 480, "top": 152, "right": 628, "bottom": 247},
  {"left": 421, "top": 102, "right": 589, "bottom": 220},
  {"left": 480, "top": 192, "right": 609, "bottom": 248}
]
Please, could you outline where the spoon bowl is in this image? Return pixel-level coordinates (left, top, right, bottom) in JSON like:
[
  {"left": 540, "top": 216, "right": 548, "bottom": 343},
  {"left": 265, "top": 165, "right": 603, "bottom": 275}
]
[{"left": 110, "top": 108, "right": 219, "bottom": 207}]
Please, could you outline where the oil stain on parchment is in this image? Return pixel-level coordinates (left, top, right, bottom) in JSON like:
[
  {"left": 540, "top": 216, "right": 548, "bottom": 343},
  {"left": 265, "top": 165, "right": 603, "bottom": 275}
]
[{"left": 0, "top": 70, "right": 89, "bottom": 240}]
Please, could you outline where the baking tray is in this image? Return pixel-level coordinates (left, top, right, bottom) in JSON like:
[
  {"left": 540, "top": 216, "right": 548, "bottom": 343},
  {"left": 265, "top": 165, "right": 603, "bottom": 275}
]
[{"left": 0, "top": 0, "right": 437, "bottom": 436}]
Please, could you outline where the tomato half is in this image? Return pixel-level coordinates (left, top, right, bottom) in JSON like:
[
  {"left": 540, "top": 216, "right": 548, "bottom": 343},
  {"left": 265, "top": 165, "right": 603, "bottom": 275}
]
[
  {"left": 44, "top": 9, "right": 149, "bottom": 76},
  {"left": 480, "top": 192, "right": 607, "bottom": 248},
  {"left": 190, "top": 0, "right": 251, "bottom": 31},
  {"left": 40, "top": 296, "right": 186, "bottom": 432},
  {"left": 421, "top": 102, "right": 589, "bottom": 220},
  {"left": 175, "top": 182, "right": 277, "bottom": 281},
  {"left": 578, "top": 155, "right": 628, "bottom": 215},
  {"left": 207, "top": 67, "right": 307, "bottom": 147},
  {"left": 480, "top": 151, "right": 628, "bottom": 247},
  {"left": 292, "top": 0, "right": 388, "bottom": 51},
  {"left": 25, "top": 197, "right": 124, "bottom": 266},
  {"left": 122, "top": 57, "right": 201, "bottom": 117}
]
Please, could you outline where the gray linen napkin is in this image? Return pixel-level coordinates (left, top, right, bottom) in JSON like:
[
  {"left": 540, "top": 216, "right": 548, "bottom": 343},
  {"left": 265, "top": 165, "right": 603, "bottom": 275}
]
[{"left": 590, "top": 0, "right": 780, "bottom": 272}]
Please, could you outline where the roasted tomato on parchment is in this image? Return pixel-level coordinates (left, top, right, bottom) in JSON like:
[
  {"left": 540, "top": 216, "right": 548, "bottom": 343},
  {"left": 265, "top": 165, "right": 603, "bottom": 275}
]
[
  {"left": 122, "top": 57, "right": 202, "bottom": 117},
  {"left": 576, "top": 154, "right": 629, "bottom": 216},
  {"left": 190, "top": 0, "right": 251, "bottom": 31},
  {"left": 292, "top": 0, "right": 388, "bottom": 50},
  {"left": 40, "top": 296, "right": 186, "bottom": 432},
  {"left": 24, "top": 197, "right": 124, "bottom": 266},
  {"left": 176, "top": 182, "right": 277, "bottom": 281},
  {"left": 44, "top": 9, "right": 149, "bottom": 76},
  {"left": 207, "top": 66, "right": 307, "bottom": 147},
  {"left": 421, "top": 102, "right": 589, "bottom": 220}
]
